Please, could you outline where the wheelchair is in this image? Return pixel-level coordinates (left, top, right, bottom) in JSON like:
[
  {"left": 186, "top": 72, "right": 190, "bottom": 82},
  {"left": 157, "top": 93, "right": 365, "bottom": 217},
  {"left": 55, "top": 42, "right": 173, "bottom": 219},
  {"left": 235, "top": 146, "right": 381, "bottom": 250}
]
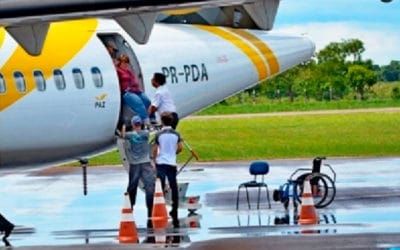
[{"left": 273, "top": 157, "right": 336, "bottom": 209}]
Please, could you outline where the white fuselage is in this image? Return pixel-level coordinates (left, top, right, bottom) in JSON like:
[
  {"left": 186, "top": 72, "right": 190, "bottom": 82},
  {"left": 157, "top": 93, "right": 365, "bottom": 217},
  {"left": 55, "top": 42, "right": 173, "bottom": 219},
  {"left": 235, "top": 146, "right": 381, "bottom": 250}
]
[{"left": 0, "top": 19, "right": 315, "bottom": 167}]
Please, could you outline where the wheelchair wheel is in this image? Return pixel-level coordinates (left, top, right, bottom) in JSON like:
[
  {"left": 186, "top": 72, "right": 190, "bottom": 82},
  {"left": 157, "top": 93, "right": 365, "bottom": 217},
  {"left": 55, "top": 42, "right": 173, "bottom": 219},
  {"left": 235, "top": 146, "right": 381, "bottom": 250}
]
[
  {"left": 294, "top": 173, "right": 332, "bottom": 208},
  {"left": 316, "top": 173, "right": 336, "bottom": 208}
]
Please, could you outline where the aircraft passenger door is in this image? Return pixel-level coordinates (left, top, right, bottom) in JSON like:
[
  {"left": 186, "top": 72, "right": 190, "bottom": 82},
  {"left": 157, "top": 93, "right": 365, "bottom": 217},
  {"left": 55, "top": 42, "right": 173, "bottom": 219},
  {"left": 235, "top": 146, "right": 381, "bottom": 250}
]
[
  {"left": 97, "top": 33, "right": 144, "bottom": 127},
  {"left": 97, "top": 33, "right": 144, "bottom": 91}
]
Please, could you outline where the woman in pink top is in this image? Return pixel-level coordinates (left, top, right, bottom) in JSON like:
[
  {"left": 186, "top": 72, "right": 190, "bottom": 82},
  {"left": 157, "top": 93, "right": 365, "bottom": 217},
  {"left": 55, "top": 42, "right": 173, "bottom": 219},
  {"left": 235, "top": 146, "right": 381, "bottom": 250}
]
[{"left": 116, "top": 54, "right": 151, "bottom": 125}]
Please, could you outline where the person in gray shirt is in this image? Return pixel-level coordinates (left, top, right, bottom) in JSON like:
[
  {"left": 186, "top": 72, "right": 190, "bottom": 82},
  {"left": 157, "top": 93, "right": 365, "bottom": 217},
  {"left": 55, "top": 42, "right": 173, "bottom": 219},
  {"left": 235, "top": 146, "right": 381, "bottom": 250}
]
[{"left": 122, "top": 115, "right": 156, "bottom": 224}]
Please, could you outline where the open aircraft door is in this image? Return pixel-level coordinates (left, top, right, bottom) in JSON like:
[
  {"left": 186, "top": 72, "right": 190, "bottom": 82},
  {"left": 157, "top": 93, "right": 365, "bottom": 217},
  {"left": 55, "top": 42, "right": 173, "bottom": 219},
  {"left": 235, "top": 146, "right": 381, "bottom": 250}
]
[{"left": 98, "top": 33, "right": 144, "bottom": 128}]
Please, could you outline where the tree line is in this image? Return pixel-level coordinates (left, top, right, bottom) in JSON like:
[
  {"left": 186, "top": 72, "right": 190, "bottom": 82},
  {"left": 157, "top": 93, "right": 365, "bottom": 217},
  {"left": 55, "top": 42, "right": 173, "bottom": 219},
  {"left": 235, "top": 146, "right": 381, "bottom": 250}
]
[{"left": 256, "top": 38, "right": 400, "bottom": 101}]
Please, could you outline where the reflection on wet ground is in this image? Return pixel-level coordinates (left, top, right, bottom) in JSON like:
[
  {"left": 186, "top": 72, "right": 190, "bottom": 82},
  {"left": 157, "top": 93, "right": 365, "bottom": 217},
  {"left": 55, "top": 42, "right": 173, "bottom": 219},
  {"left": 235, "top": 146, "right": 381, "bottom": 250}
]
[{"left": 1, "top": 157, "right": 400, "bottom": 247}]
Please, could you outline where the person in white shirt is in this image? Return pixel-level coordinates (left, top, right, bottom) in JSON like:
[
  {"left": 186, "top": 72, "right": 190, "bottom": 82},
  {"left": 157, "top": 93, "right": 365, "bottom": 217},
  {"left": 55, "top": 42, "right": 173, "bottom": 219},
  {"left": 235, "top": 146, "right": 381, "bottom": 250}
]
[
  {"left": 151, "top": 112, "right": 183, "bottom": 227},
  {"left": 148, "top": 73, "right": 179, "bottom": 129}
]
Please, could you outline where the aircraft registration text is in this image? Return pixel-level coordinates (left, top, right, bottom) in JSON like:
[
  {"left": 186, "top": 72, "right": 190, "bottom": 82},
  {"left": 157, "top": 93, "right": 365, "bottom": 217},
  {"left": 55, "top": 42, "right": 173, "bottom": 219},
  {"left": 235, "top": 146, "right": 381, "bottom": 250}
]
[{"left": 162, "top": 63, "right": 208, "bottom": 84}]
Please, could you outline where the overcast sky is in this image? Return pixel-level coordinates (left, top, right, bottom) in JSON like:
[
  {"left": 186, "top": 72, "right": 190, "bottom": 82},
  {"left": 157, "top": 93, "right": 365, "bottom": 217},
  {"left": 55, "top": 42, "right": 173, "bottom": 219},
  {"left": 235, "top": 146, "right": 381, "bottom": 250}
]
[{"left": 273, "top": 0, "right": 400, "bottom": 65}]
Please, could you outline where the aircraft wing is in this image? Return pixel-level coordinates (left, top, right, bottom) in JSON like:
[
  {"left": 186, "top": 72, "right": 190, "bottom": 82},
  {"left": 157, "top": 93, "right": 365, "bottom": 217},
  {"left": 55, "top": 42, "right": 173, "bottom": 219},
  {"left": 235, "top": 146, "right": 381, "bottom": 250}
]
[
  {"left": 158, "top": 0, "right": 279, "bottom": 32},
  {"left": 0, "top": 0, "right": 279, "bottom": 55}
]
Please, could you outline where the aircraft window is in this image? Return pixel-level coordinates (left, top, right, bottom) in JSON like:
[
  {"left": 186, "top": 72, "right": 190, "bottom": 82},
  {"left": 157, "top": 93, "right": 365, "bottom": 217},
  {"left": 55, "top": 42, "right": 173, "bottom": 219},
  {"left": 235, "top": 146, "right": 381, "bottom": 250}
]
[
  {"left": 13, "top": 71, "right": 26, "bottom": 93},
  {"left": 72, "top": 68, "right": 85, "bottom": 89},
  {"left": 0, "top": 73, "right": 6, "bottom": 94},
  {"left": 53, "top": 69, "right": 66, "bottom": 90},
  {"left": 91, "top": 67, "right": 103, "bottom": 88},
  {"left": 33, "top": 70, "right": 46, "bottom": 91}
]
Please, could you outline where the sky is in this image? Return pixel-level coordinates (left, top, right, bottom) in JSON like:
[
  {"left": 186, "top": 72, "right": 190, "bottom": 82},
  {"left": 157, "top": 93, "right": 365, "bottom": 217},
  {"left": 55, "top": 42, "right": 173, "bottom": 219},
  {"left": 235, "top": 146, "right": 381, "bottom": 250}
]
[{"left": 273, "top": 0, "right": 400, "bottom": 65}]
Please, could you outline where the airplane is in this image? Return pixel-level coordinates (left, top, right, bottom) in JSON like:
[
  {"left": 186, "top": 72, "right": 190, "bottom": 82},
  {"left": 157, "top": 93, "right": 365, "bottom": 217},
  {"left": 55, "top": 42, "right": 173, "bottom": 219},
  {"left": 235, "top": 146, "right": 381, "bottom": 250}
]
[{"left": 0, "top": 0, "right": 316, "bottom": 169}]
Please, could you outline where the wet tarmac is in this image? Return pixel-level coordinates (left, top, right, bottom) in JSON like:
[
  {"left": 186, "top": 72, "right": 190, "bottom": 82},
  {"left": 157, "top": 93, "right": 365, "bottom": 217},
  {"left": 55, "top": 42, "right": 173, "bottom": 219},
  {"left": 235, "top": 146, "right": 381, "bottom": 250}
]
[{"left": 1, "top": 157, "right": 400, "bottom": 249}]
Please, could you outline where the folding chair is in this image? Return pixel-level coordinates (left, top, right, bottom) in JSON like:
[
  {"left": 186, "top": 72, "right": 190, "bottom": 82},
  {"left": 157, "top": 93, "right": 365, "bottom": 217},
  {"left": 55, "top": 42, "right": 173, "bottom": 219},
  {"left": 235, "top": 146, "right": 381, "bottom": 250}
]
[{"left": 236, "top": 161, "right": 271, "bottom": 210}]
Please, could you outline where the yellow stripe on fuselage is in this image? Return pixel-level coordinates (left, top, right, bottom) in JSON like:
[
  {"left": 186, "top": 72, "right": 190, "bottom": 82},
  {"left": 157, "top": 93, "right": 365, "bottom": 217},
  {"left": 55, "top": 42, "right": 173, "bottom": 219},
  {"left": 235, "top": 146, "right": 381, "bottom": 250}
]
[
  {"left": 194, "top": 25, "right": 268, "bottom": 80},
  {"left": 228, "top": 28, "right": 280, "bottom": 75},
  {"left": 0, "top": 19, "right": 98, "bottom": 111},
  {"left": 0, "top": 29, "right": 5, "bottom": 49}
]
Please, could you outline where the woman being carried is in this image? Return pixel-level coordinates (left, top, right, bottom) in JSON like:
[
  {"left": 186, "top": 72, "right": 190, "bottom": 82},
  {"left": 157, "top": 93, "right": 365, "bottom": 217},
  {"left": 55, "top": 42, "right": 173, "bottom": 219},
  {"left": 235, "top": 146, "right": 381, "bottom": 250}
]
[{"left": 116, "top": 54, "right": 152, "bottom": 125}]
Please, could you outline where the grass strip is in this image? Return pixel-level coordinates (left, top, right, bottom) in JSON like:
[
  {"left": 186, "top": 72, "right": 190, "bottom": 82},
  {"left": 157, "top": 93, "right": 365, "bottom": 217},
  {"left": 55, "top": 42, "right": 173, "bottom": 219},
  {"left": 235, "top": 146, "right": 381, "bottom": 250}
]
[{"left": 86, "top": 111, "right": 400, "bottom": 166}]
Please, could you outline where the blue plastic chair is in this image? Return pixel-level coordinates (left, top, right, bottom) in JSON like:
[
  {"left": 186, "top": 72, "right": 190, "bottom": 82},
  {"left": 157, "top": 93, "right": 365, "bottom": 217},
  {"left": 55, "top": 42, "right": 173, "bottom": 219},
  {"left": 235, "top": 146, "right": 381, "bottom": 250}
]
[{"left": 236, "top": 161, "right": 271, "bottom": 210}]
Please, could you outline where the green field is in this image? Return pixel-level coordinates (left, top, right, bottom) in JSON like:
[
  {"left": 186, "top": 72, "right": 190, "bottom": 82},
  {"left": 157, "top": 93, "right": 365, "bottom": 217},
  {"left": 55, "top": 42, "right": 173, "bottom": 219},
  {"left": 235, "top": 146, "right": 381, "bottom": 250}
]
[
  {"left": 86, "top": 109, "right": 400, "bottom": 166},
  {"left": 84, "top": 74, "right": 400, "bottom": 166},
  {"left": 196, "top": 97, "right": 400, "bottom": 115}
]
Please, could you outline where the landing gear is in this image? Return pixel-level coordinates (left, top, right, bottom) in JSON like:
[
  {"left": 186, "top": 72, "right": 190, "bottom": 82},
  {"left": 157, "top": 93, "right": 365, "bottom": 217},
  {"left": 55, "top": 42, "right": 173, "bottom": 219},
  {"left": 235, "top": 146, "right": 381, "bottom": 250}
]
[{"left": 79, "top": 158, "right": 89, "bottom": 196}]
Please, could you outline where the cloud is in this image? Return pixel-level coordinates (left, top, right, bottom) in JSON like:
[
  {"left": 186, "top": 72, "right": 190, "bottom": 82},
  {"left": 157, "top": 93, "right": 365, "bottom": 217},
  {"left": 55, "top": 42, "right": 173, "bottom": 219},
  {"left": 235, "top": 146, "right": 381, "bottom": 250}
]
[{"left": 275, "top": 22, "right": 400, "bottom": 65}]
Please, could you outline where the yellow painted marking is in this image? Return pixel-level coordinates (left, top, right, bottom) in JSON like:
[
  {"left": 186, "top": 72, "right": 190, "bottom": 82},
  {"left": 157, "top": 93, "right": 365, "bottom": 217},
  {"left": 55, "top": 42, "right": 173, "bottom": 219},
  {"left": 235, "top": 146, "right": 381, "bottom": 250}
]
[
  {"left": 0, "top": 19, "right": 98, "bottom": 111},
  {"left": 228, "top": 29, "right": 280, "bottom": 76},
  {"left": 164, "top": 8, "right": 200, "bottom": 15},
  {"left": 0, "top": 29, "right": 5, "bottom": 49},
  {"left": 194, "top": 25, "right": 267, "bottom": 80},
  {"left": 96, "top": 93, "right": 108, "bottom": 101}
]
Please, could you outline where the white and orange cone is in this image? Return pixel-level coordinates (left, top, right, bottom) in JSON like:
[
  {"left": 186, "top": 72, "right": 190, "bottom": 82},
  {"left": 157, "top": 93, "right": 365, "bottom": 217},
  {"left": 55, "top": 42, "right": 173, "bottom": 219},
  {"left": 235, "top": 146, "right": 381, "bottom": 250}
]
[
  {"left": 152, "top": 178, "right": 168, "bottom": 229},
  {"left": 118, "top": 192, "right": 138, "bottom": 243},
  {"left": 154, "top": 230, "right": 167, "bottom": 244},
  {"left": 298, "top": 178, "right": 319, "bottom": 225}
]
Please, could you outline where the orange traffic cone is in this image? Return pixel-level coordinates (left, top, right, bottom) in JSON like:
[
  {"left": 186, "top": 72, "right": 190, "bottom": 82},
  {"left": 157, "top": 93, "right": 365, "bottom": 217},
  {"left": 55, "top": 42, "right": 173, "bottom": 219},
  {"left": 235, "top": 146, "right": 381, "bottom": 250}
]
[
  {"left": 118, "top": 192, "right": 138, "bottom": 243},
  {"left": 154, "top": 230, "right": 167, "bottom": 244},
  {"left": 298, "top": 178, "right": 319, "bottom": 225},
  {"left": 152, "top": 178, "right": 168, "bottom": 229}
]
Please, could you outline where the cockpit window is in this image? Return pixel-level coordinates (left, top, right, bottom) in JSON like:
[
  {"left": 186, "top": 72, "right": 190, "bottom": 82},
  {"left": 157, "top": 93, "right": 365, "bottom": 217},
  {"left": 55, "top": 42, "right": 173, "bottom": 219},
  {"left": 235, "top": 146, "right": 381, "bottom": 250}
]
[
  {"left": 53, "top": 69, "right": 66, "bottom": 90},
  {"left": 72, "top": 68, "right": 85, "bottom": 89},
  {"left": 91, "top": 67, "right": 103, "bottom": 88},
  {"left": 34, "top": 70, "right": 46, "bottom": 91},
  {"left": 13, "top": 71, "right": 26, "bottom": 93},
  {"left": 0, "top": 73, "right": 6, "bottom": 94}
]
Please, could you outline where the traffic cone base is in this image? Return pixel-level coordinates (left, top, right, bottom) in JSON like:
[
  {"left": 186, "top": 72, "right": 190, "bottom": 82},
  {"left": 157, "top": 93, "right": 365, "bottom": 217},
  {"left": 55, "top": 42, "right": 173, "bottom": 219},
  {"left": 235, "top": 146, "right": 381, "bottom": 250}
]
[
  {"left": 118, "top": 192, "right": 138, "bottom": 243},
  {"left": 154, "top": 229, "right": 167, "bottom": 244}
]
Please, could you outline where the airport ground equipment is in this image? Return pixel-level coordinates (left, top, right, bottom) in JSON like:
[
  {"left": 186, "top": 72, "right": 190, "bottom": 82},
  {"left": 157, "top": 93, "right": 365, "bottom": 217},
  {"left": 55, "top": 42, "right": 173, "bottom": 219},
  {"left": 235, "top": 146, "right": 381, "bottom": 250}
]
[
  {"left": 273, "top": 157, "right": 336, "bottom": 209},
  {"left": 236, "top": 161, "right": 271, "bottom": 210}
]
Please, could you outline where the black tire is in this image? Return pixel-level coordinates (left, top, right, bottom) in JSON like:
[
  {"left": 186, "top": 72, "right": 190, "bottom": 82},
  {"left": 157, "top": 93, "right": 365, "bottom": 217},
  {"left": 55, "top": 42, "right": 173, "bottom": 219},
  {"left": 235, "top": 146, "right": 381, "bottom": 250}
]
[
  {"left": 317, "top": 173, "right": 336, "bottom": 208},
  {"left": 294, "top": 173, "right": 309, "bottom": 204},
  {"left": 273, "top": 189, "right": 281, "bottom": 202}
]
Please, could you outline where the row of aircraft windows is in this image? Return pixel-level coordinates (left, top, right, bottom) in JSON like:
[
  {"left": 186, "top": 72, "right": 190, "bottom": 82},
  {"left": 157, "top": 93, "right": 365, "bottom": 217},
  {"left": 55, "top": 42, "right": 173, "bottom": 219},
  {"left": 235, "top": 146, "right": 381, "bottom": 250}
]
[{"left": 0, "top": 67, "right": 104, "bottom": 94}]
